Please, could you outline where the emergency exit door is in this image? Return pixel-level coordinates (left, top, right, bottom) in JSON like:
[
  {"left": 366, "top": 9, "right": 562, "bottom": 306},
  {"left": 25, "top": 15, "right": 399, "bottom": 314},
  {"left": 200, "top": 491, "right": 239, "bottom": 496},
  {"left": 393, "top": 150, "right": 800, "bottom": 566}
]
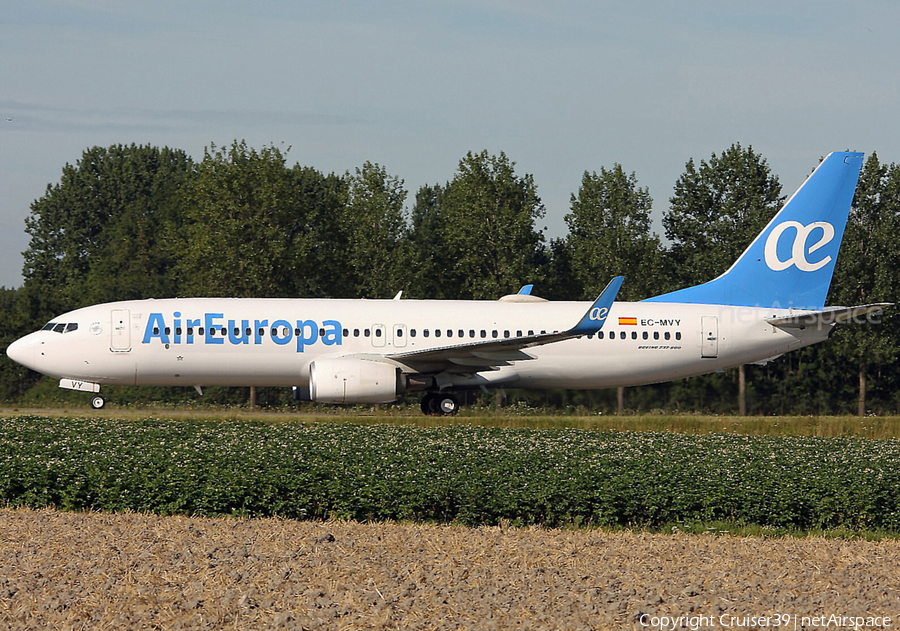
[{"left": 701, "top": 316, "right": 718, "bottom": 358}]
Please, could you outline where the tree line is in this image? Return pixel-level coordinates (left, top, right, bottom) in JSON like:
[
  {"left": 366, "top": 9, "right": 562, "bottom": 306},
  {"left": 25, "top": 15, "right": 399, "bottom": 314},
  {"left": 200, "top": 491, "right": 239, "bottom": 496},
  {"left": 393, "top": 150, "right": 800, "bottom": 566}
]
[{"left": 1, "top": 141, "right": 897, "bottom": 414}]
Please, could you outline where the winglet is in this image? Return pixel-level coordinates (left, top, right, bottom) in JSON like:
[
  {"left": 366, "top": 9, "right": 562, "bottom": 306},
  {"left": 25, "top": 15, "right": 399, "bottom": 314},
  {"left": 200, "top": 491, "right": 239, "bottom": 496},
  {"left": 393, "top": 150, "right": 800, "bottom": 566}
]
[
  {"left": 570, "top": 276, "right": 624, "bottom": 336},
  {"left": 517, "top": 284, "right": 534, "bottom": 295}
]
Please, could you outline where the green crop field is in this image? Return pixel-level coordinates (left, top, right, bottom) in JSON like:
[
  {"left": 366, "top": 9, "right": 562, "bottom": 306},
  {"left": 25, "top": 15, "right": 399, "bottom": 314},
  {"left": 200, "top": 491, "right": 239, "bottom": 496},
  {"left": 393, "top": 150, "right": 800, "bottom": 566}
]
[{"left": 2, "top": 414, "right": 899, "bottom": 535}]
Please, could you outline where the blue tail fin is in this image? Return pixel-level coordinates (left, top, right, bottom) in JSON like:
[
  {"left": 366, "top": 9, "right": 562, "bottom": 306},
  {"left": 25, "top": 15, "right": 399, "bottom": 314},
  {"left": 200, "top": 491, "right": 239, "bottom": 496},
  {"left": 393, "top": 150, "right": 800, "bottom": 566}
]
[{"left": 645, "top": 151, "right": 864, "bottom": 309}]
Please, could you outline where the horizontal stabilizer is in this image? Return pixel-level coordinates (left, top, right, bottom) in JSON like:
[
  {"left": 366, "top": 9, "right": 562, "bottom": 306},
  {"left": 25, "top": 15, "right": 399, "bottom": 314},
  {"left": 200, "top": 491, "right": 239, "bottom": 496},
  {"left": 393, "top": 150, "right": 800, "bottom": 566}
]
[{"left": 767, "top": 303, "right": 891, "bottom": 329}]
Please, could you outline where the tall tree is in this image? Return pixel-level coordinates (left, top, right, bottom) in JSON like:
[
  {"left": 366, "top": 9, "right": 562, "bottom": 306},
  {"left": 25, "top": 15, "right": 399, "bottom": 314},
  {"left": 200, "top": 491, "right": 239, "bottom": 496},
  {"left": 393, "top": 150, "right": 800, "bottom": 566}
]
[
  {"left": 827, "top": 152, "right": 900, "bottom": 414},
  {"left": 405, "top": 183, "right": 450, "bottom": 299},
  {"left": 663, "top": 143, "right": 784, "bottom": 289},
  {"left": 341, "top": 162, "right": 409, "bottom": 298},
  {"left": 662, "top": 144, "right": 784, "bottom": 415},
  {"left": 564, "top": 164, "right": 665, "bottom": 301},
  {"left": 177, "top": 141, "right": 303, "bottom": 298},
  {"left": 22, "top": 144, "right": 193, "bottom": 316},
  {"left": 289, "top": 165, "right": 351, "bottom": 298},
  {"left": 438, "top": 151, "right": 547, "bottom": 299}
]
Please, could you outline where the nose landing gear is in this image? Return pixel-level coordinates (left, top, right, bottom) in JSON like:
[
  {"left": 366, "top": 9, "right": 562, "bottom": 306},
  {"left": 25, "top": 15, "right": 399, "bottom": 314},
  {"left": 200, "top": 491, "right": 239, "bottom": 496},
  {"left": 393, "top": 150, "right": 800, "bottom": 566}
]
[
  {"left": 90, "top": 395, "right": 106, "bottom": 410},
  {"left": 420, "top": 392, "right": 459, "bottom": 416}
]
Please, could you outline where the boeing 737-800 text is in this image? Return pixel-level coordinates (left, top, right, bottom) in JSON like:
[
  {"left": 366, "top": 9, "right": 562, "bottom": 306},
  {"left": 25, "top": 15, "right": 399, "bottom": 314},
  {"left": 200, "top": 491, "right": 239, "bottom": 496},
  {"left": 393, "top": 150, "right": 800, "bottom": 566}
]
[{"left": 6, "top": 151, "right": 888, "bottom": 414}]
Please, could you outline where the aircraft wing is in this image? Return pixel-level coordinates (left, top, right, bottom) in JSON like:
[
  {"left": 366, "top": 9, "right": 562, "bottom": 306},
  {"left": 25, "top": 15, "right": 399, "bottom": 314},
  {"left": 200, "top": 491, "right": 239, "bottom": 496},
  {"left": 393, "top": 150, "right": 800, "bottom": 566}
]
[
  {"left": 767, "top": 303, "right": 892, "bottom": 329},
  {"left": 386, "top": 277, "right": 623, "bottom": 370}
]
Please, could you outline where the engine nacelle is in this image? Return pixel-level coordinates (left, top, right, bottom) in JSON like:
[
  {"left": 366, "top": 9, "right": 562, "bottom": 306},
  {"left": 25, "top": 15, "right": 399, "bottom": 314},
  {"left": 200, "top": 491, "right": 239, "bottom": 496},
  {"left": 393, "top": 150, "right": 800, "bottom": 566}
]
[{"left": 309, "top": 357, "right": 400, "bottom": 404}]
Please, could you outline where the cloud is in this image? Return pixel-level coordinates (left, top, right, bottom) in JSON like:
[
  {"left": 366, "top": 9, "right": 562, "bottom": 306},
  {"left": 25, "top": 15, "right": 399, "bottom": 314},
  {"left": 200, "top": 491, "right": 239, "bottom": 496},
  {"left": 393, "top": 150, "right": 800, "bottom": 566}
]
[{"left": 0, "top": 100, "right": 358, "bottom": 134}]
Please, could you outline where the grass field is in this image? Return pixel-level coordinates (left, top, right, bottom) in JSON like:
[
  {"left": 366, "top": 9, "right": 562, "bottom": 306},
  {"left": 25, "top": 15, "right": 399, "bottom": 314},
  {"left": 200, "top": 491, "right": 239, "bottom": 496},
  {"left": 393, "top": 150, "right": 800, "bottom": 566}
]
[{"left": 5, "top": 406, "right": 900, "bottom": 438}]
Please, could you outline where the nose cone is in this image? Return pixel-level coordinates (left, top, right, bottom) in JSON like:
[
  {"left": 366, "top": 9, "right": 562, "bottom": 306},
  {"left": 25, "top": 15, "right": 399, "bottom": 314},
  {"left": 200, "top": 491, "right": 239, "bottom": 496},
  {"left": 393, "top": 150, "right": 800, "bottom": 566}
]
[{"left": 6, "top": 334, "right": 38, "bottom": 371}]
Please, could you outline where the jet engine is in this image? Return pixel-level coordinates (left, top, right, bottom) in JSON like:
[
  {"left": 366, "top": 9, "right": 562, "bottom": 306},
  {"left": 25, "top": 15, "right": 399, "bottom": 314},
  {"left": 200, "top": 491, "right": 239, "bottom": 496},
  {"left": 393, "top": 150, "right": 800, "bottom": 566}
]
[{"left": 309, "top": 357, "right": 400, "bottom": 404}]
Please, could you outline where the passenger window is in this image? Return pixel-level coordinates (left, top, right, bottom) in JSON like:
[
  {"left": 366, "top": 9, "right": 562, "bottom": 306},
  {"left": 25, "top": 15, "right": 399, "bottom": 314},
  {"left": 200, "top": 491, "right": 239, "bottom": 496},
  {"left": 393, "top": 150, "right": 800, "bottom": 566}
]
[
  {"left": 458, "top": 329, "right": 464, "bottom": 338},
  {"left": 642, "top": 331, "right": 648, "bottom": 340},
  {"left": 210, "top": 328, "right": 216, "bottom": 337},
  {"left": 221, "top": 327, "right": 227, "bottom": 336},
  {"left": 343, "top": 328, "right": 349, "bottom": 337},
  {"left": 187, "top": 327, "right": 194, "bottom": 336},
  {"left": 469, "top": 330, "right": 475, "bottom": 337},
  {"left": 410, "top": 329, "right": 416, "bottom": 338},
  {"left": 504, "top": 330, "right": 510, "bottom": 338},
  {"left": 396, "top": 329, "right": 403, "bottom": 337},
  {"left": 653, "top": 331, "right": 659, "bottom": 340},
  {"left": 153, "top": 327, "right": 160, "bottom": 335},
  {"left": 631, "top": 331, "right": 637, "bottom": 340},
  {"left": 375, "top": 329, "right": 382, "bottom": 338},
  {"left": 447, "top": 329, "right": 453, "bottom": 337},
  {"left": 256, "top": 328, "right": 263, "bottom": 337},
  {"left": 364, "top": 329, "right": 371, "bottom": 337},
  {"left": 528, "top": 330, "right": 534, "bottom": 336},
  {"left": 516, "top": 330, "right": 522, "bottom": 337},
  {"left": 620, "top": 331, "right": 626, "bottom": 340},
  {"left": 598, "top": 331, "right": 604, "bottom": 340},
  {"left": 319, "top": 328, "right": 325, "bottom": 337},
  {"left": 665, "top": 332, "right": 671, "bottom": 340},
  {"left": 492, "top": 330, "right": 498, "bottom": 338},
  {"left": 354, "top": 329, "right": 360, "bottom": 337},
  {"left": 587, "top": 334, "right": 594, "bottom": 339},
  {"left": 481, "top": 330, "right": 487, "bottom": 338},
  {"left": 176, "top": 327, "right": 183, "bottom": 336},
  {"left": 423, "top": 330, "right": 429, "bottom": 338},
  {"left": 434, "top": 329, "right": 441, "bottom": 338},
  {"left": 245, "top": 328, "right": 252, "bottom": 336},
  {"left": 676, "top": 332, "right": 682, "bottom": 341},
  {"left": 200, "top": 327, "right": 207, "bottom": 335}
]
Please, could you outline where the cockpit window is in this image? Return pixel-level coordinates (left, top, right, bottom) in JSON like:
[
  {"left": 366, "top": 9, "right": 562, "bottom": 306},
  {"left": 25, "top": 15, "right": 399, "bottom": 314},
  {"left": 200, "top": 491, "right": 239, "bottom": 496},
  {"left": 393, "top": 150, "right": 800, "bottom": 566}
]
[{"left": 42, "top": 322, "right": 78, "bottom": 334}]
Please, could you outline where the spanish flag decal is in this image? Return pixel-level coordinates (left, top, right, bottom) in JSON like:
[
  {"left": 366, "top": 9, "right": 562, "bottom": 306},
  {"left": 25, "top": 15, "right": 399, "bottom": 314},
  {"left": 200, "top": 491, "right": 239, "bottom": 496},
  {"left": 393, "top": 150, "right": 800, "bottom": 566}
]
[{"left": 618, "top": 317, "right": 637, "bottom": 326}]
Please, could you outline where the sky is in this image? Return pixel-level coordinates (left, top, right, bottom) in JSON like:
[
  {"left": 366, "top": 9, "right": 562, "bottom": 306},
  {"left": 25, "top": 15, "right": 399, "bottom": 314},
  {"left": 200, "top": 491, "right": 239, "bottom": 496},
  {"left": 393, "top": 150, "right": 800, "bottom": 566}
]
[{"left": 2, "top": 1, "right": 899, "bottom": 290}]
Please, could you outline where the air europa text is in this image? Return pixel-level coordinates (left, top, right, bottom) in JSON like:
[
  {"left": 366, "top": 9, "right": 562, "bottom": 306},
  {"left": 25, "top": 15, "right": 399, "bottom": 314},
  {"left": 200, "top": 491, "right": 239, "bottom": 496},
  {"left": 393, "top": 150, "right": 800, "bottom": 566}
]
[{"left": 141, "top": 312, "right": 343, "bottom": 352}]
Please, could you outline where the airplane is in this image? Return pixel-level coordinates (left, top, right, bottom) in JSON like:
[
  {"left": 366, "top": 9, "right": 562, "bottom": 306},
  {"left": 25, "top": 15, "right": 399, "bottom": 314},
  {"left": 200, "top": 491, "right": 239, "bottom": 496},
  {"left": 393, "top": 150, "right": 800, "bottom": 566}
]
[{"left": 5, "top": 151, "right": 889, "bottom": 414}]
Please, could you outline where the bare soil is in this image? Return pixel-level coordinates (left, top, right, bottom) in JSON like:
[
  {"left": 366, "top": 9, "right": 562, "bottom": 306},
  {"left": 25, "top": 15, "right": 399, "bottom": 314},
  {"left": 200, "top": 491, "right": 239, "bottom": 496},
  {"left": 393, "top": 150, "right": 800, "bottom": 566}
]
[{"left": 1, "top": 508, "right": 898, "bottom": 630}]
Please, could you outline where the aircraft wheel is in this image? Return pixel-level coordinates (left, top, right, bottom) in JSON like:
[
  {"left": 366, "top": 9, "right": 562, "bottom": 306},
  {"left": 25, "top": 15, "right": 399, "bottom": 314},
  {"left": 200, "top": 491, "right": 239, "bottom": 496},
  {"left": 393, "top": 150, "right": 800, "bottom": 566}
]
[
  {"left": 420, "top": 393, "right": 436, "bottom": 415},
  {"left": 436, "top": 394, "right": 459, "bottom": 416},
  {"left": 90, "top": 395, "right": 106, "bottom": 410}
]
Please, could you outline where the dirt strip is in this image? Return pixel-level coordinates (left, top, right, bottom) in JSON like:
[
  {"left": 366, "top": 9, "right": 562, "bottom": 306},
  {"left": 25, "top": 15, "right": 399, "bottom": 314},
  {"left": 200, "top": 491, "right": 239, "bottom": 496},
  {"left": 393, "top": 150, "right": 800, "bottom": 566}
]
[{"left": 0, "top": 508, "right": 898, "bottom": 630}]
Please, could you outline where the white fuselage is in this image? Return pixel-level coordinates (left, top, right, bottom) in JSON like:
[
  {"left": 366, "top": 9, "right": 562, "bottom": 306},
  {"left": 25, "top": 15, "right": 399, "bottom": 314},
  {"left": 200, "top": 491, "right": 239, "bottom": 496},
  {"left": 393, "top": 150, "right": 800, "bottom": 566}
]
[{"left": 7, "top": 297, "right": 829, "bottom": 391}]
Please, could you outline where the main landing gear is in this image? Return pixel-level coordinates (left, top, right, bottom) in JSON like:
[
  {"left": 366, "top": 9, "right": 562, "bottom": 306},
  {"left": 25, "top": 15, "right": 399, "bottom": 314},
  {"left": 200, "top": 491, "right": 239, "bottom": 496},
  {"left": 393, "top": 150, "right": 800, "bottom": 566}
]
[{"left": 420, "top": 392, "right": 460, "bottom": 416}]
